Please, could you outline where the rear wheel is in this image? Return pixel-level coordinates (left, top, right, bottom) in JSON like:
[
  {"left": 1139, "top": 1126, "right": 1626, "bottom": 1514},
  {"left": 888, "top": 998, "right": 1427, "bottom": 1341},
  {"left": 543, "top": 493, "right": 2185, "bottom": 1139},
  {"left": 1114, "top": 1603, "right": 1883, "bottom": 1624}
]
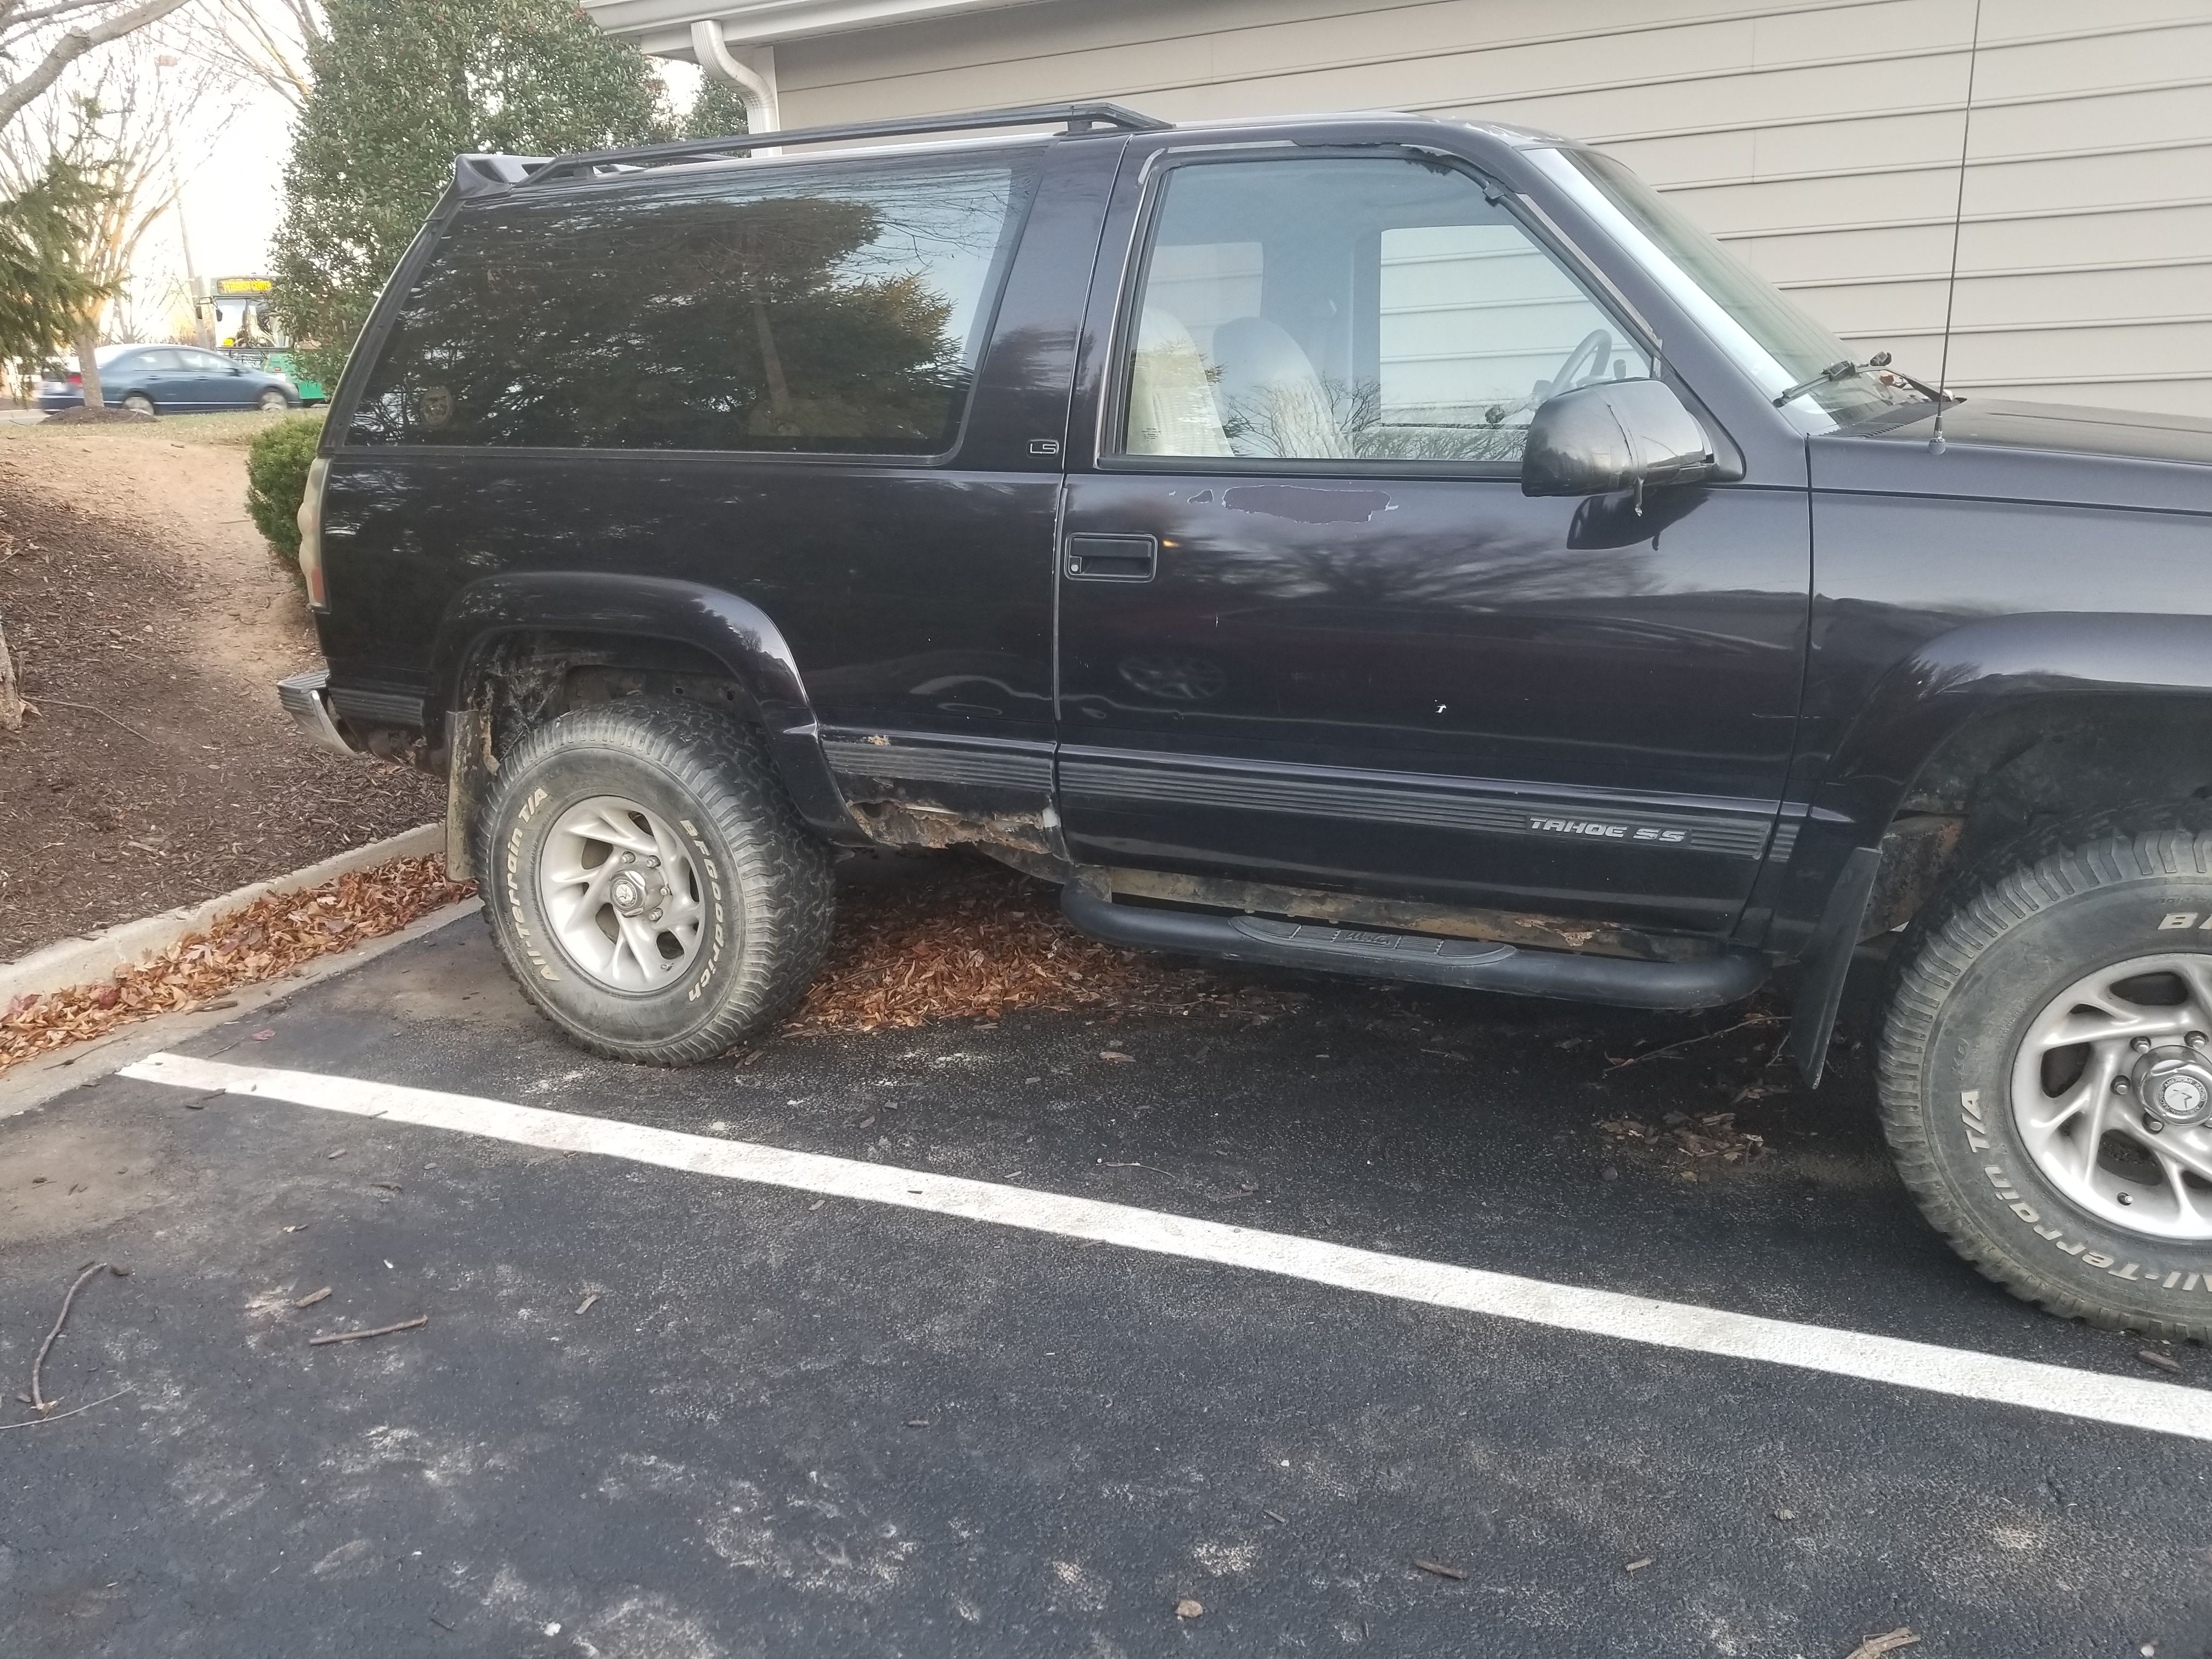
[
  {"left": 256, "top": 388, "right": 287, "bottom": 412},
  {"left": 1879, "top": 801, "right": 2212, "bottom": 1337},
  {"left": 478, "top": 699, "right": 835, "bottom": 1064}
]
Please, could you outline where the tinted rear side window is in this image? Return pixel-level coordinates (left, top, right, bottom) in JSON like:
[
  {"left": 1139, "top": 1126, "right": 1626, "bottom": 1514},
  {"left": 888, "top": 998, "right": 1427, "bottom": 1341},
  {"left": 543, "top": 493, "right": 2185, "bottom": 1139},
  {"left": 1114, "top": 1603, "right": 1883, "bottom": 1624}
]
[{"left": 349, "top": 154, "right": 1033, "bottom": 453}]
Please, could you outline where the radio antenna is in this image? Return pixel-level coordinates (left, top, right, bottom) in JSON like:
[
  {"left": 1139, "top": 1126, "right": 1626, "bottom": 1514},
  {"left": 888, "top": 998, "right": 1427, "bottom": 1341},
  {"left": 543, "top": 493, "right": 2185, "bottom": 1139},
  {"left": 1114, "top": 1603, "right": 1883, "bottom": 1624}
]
[{"left": 1931, "top": 0, "right": 1984, "bottom": 452}]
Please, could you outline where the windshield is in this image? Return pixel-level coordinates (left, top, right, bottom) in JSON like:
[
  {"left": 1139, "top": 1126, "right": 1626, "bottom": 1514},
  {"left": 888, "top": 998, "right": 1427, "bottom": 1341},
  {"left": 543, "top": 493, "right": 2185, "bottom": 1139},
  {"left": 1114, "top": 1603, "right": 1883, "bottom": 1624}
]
[{"left": 1528, "top": 146, "right": 1928, "bottom": 432}]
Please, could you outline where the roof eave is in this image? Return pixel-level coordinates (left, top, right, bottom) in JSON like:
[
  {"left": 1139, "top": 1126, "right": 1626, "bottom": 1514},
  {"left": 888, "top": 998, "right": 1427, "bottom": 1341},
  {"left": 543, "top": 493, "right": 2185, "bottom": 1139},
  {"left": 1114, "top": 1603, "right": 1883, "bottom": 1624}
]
[{"left": 581, "top": 0, "right": 1038, "bottom": 53}]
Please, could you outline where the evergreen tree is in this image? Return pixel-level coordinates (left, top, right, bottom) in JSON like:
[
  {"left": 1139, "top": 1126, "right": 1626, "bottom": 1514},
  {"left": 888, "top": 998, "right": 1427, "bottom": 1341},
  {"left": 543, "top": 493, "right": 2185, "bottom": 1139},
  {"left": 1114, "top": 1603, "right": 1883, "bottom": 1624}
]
[
  {"left": 271, "top": 0, "right": 672, "bottom": 388},
  {"left": 0, "top": 155, "right": 111, "bottom": 370},
  {"left": 682, "top": 75, "right": 751, "bottom": 140}
]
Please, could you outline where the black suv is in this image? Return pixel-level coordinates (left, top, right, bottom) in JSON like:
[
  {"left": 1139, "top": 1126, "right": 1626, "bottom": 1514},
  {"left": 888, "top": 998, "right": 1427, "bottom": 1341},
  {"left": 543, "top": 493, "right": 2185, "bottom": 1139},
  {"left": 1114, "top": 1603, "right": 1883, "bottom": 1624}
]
[{"left": 279, "top": 103, "right": 2212, "bottom": 1337}]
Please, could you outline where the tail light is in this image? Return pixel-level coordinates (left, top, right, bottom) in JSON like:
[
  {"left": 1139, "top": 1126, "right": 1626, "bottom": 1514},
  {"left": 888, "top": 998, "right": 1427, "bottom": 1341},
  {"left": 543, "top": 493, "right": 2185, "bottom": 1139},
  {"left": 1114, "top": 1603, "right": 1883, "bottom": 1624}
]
[
  {"left": 296, "top": 456, "right": 331, "bottom": 610},
  {"left": 67, "top": 371, "right": 81, "bottom": 386}
]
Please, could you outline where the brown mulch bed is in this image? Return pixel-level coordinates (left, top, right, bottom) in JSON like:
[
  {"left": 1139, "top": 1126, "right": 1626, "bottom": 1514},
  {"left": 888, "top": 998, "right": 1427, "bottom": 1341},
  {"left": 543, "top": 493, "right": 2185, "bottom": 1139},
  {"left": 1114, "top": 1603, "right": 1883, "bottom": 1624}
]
[
  {"left": 0, "top": 856, "right": 473, "bottom": 1076},
  {"left": 41, "top": 405, "right": 157, "bottom": 425},
  {"left": 0, "top": 482, "right": 443, "bottom": 961}
]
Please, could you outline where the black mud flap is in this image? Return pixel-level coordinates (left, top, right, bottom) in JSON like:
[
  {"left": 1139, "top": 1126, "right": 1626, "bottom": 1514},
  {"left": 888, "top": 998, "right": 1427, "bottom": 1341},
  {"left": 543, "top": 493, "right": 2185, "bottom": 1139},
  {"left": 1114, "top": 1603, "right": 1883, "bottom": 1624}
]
[{"left": 1787, "top": 845, "right": 1883, "bottom": 1088}]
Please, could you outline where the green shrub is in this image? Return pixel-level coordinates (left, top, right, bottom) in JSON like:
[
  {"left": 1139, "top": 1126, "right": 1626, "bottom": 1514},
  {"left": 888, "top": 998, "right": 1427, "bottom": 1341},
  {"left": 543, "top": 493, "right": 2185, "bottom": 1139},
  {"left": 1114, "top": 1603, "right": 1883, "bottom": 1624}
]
[{"left": 244, "top": 413, "right": 325, "bottom": 563}]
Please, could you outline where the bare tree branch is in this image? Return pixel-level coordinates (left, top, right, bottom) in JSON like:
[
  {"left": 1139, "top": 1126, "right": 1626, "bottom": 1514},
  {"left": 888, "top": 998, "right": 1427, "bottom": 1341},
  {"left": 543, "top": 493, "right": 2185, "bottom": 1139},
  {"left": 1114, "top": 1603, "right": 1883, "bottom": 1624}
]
[
  {"left": 0, "top": 43, "right": 239, "bottom": 343},
  {"left": 174, "top": 0, "right": 319, "bottom": 110},
  {"left": 7, "top": 0, "right": 162, "bottom": 33},
  {"left": 0, "top": 0, "right": 193, "bottom": 135}
]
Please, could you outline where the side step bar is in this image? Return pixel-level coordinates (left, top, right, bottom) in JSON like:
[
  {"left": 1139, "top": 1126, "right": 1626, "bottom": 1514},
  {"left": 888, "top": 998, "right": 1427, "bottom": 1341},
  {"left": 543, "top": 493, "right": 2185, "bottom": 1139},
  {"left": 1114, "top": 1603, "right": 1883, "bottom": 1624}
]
[{"left": 1061, "top": 887, "right": 1765, "bottom": 1012}]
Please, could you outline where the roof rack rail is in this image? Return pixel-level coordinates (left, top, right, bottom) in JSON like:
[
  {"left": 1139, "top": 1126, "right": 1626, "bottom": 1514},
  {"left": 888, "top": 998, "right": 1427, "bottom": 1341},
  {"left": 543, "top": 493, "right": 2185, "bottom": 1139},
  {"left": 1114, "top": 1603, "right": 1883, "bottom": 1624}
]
[{"left": 522, "top": 101, "right": 1169, "bottom": 188}]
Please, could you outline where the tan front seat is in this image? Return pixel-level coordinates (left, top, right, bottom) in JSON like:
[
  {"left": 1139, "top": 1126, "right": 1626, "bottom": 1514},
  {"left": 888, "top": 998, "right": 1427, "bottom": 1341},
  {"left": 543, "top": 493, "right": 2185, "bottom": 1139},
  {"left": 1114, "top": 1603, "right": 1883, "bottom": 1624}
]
[
  {"left": 1126, "top": 307, "right": 1232, "bottom": 457},
  {"left": 1211, "top": 317, "right": 1347, "bottom": 460}
]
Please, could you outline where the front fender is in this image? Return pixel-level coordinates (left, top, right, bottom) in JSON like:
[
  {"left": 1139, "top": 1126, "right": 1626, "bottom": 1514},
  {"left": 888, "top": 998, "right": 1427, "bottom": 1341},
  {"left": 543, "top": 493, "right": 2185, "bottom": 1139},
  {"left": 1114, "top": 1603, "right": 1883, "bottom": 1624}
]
[
  {"left": 429, "top": 571, "right": 860, "bottom": 844},
  {"left": 1774, "top": 611, "right": 2212, "bottom": 1085},
  {"left": 1776, "top": 611, "right": 2212, "bottom": 949}
]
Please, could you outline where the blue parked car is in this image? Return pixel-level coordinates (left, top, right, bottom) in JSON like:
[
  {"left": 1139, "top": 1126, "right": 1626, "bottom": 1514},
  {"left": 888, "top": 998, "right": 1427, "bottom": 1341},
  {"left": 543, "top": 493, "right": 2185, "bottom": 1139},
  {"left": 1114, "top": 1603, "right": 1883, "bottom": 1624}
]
[{"left": 39, "top": 343, "right": 301, "bottom": 415}]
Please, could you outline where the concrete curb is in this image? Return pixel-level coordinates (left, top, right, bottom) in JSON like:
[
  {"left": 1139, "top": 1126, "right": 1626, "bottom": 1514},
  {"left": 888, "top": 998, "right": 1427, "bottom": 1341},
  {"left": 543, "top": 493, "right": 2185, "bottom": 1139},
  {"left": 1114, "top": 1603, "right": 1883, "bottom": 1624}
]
[
  {"left": 0, "top": 822, "right": 445, "bottom": 1003},
  {"left": 0, "top": 895, "right": 481, "bottom": 1120}
]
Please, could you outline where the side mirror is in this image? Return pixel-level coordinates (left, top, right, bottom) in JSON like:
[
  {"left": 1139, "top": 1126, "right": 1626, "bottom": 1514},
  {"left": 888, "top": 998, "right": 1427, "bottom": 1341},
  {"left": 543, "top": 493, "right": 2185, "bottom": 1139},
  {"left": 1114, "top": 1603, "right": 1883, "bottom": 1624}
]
[{"left": 1521, "top": 378, "right": 1713, "bottom": 499}]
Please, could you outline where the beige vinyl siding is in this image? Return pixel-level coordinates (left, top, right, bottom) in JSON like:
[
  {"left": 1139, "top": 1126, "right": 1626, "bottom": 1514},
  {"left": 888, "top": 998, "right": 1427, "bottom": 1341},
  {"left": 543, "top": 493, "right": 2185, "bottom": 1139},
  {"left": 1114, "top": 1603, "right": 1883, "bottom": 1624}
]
[{"left": 769, "top": 0, "right": 2212, "bottom": 417}]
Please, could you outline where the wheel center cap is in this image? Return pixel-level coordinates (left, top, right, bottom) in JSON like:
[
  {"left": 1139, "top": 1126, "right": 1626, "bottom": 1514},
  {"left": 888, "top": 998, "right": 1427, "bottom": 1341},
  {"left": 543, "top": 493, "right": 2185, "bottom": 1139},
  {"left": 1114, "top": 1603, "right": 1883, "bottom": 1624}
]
[
  {"left": 2136, "top": 1049, "right": 2212, "bottom": 1125},
  {"left": 608, "top": 865, "right": 669, "bottom": 919}
]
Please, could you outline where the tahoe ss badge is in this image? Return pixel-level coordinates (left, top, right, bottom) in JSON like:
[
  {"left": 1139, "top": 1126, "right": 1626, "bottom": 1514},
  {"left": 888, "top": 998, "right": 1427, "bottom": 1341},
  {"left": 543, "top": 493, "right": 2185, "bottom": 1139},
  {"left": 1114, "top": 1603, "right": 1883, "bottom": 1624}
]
[{"left": 1526, "top": 815, "right": 1689, "bottom": 844}]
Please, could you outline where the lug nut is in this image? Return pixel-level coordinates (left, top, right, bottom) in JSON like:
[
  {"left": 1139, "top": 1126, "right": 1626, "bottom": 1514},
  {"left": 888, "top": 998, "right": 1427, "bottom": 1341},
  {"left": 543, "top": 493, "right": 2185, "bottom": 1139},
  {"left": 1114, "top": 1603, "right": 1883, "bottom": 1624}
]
[
  {"left": 2132, "top": 1036, "right": 2154, "bottom": 1053},
  {"left": 647, "top": 856, "right": 659, "bottom": 868},
  {"left": 2145, "top": 1113, "right": 2165, "bottom": 1135},
  {"left": 2114, "top": 1076, "right": 2131, "bottom": 1094},
  {"left": 2117, "top": 1192, "right": 2134, "bottom": 1205},
  {"left": 621, "top": 851, "right": 635, "bottom": 864},
  {"left": 649, "top": 909, "right": 663, "bottom": 923},
  {"left": 2190, "top": 1031, "right": 2208, "bottom": 1050}
]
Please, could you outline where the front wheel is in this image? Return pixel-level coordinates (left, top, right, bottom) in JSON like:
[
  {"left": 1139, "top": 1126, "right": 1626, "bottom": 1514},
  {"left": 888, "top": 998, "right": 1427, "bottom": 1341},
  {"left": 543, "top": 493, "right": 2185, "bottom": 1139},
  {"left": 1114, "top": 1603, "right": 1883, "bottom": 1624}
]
[
  {"left": 256, "top": 388, "right": 287, "bottom": 412},
  {"left": 478, "top": 699, "right": 835, "bottom": 1064},
  {"left": 1880, "top": 802, "right": 2212, "bottom": 1337},
  {"left": 120, "top": 393, "right": 156, "bottom": 415}
]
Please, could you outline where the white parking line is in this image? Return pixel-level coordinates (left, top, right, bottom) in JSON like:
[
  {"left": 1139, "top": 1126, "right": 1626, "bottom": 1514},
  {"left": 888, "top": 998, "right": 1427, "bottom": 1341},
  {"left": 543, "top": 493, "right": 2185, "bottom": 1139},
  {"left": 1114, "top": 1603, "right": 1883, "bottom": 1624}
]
[{"left": 124, "top": 1050, "right": 2212, "bottom": 1442}]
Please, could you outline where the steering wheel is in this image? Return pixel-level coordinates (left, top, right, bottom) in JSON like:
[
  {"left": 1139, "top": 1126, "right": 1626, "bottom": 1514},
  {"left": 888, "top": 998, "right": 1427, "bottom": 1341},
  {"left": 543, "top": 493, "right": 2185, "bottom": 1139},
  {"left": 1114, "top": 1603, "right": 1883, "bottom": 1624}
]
[{"left": 1538, "top": 329, "right": 1614, "bottom": 401}]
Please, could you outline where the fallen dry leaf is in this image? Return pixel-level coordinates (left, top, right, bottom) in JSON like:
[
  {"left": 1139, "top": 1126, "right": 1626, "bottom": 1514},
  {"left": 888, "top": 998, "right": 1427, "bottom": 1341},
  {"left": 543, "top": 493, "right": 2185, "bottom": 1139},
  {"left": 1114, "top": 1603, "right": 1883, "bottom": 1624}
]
[
  {"left": 1843, "top": 1630, "right": 1920, "bottom": 1659},
  {"left": 776, "top": 862, "right": 1288, "bottom": 1039},
  {"left": 0, "top": 856, "right": 473, "bottom": 1078},
  {"left": 1174, "top": 1599, "right": 1203, "bottom": 1620}
]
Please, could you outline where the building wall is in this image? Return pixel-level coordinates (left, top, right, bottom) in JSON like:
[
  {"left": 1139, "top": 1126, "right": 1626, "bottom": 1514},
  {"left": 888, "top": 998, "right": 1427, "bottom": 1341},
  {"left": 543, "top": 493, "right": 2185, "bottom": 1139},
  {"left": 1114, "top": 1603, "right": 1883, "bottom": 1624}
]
[{"left": 769, "top": 0, "right": 2212, "bottom": 417}]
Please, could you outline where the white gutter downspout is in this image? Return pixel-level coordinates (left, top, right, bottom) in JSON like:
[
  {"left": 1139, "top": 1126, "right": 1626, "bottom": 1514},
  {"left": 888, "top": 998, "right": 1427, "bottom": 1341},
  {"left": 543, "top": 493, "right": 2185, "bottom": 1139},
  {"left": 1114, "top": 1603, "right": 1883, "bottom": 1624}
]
[{"left": 690, "top": 18, "right": 781, "bottom": 148}]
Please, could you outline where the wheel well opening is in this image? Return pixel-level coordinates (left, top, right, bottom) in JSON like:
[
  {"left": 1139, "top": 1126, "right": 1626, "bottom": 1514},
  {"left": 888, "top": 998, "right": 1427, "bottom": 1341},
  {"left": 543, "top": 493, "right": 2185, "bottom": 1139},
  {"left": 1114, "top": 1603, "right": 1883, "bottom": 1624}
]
[
  {"left": 1869, "top": 695, "right": 2212, "bottom": 936},
  {"left": 455, "top": 630, "right": 755, "bottom": 760}
]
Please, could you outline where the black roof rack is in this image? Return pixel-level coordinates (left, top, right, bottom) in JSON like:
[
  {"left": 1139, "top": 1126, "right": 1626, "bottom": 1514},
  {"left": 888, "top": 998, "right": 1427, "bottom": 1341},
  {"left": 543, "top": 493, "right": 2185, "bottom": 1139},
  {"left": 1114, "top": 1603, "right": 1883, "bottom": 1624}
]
[{"left": 521, "top": 101, "right": 1168, "bottom": 188}]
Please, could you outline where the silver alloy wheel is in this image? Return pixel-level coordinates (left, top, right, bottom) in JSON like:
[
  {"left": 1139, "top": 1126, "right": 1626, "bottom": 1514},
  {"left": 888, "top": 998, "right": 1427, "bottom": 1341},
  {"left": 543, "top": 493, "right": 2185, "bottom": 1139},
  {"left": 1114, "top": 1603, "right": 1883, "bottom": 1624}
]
[
  {"left": 257, "top": 388, "right": 286, "bottom": 411},
  {"left": 536, "top": 795, "right": 711, "bottom": 992},
  {"left": 2011, "top": 952, "right": 2212, "bottom": 1240}
]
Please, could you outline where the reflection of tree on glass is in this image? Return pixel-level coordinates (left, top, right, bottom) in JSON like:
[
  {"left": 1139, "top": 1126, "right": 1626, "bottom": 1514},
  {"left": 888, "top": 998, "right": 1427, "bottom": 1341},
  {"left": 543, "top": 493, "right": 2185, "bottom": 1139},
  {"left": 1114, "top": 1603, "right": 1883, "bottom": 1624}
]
[{"left": 352, "top": 158, "right": 1030, "bottom": 453}]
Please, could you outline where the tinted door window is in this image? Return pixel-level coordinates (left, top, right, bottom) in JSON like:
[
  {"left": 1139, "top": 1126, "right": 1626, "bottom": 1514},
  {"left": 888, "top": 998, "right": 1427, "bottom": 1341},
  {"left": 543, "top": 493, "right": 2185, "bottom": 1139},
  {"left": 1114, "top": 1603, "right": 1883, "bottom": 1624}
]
[
  {"left": 1120, "top": 157, "right": 1650, "bottom": 465},
  {"left": 351, "top": 155, "right": 1032, "bottom": 453}
]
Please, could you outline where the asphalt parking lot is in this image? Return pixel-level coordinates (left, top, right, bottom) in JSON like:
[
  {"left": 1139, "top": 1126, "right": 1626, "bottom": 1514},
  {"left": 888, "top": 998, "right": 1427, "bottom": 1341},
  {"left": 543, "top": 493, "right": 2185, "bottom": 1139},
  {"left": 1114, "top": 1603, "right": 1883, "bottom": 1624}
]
[{"left": 4, "top": 878, "right": 2209, "bottom": 1658}]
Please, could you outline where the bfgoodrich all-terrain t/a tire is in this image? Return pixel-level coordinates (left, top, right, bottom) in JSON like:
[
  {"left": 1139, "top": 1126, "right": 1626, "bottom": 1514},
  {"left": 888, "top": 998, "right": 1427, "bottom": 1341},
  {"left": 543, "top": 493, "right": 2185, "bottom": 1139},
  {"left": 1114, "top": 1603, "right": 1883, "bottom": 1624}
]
[
  {"left": 478, "top": 699, "right": 834, "bottom": 1065},
  {"left": 1880, "top": 801, "right": 2212, "bottom": 1338}
]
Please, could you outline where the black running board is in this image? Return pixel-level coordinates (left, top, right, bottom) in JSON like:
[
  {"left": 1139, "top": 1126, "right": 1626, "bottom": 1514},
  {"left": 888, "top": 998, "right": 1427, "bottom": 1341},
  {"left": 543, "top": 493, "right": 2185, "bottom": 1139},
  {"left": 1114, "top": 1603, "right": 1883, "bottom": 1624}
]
[{"left": 1061, "top": 888, "right": 1765, "bottom": 1012}]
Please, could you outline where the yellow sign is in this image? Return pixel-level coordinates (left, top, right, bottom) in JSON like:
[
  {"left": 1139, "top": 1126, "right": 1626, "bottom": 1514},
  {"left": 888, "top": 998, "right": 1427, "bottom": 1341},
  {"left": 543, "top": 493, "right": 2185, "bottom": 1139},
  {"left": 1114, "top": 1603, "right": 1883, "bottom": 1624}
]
[{"left": 214, "top": 278, "right": 273, "bottom": 294}]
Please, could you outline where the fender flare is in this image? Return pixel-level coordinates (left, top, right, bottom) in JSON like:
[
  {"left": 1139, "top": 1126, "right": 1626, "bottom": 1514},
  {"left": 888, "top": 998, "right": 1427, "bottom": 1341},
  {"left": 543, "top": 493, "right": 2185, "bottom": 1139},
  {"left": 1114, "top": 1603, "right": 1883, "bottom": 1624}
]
[
  {"left": 428, "top": 571, "right": 861, "bottom": 845},
  {"left": 1779, "top": 612, "right": 2212, "bottom": 1081}
]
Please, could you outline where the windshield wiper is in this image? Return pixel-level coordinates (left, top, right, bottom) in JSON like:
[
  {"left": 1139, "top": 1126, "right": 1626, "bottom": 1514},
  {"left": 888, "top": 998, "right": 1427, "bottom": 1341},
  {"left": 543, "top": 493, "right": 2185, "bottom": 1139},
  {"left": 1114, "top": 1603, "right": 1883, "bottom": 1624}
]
[
  {"left": 1773, "top": 350, "right": 1946, "bottom": 408},
  {"left": 1773, "top": 358, "right": 1859, "bottom": 407}
]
